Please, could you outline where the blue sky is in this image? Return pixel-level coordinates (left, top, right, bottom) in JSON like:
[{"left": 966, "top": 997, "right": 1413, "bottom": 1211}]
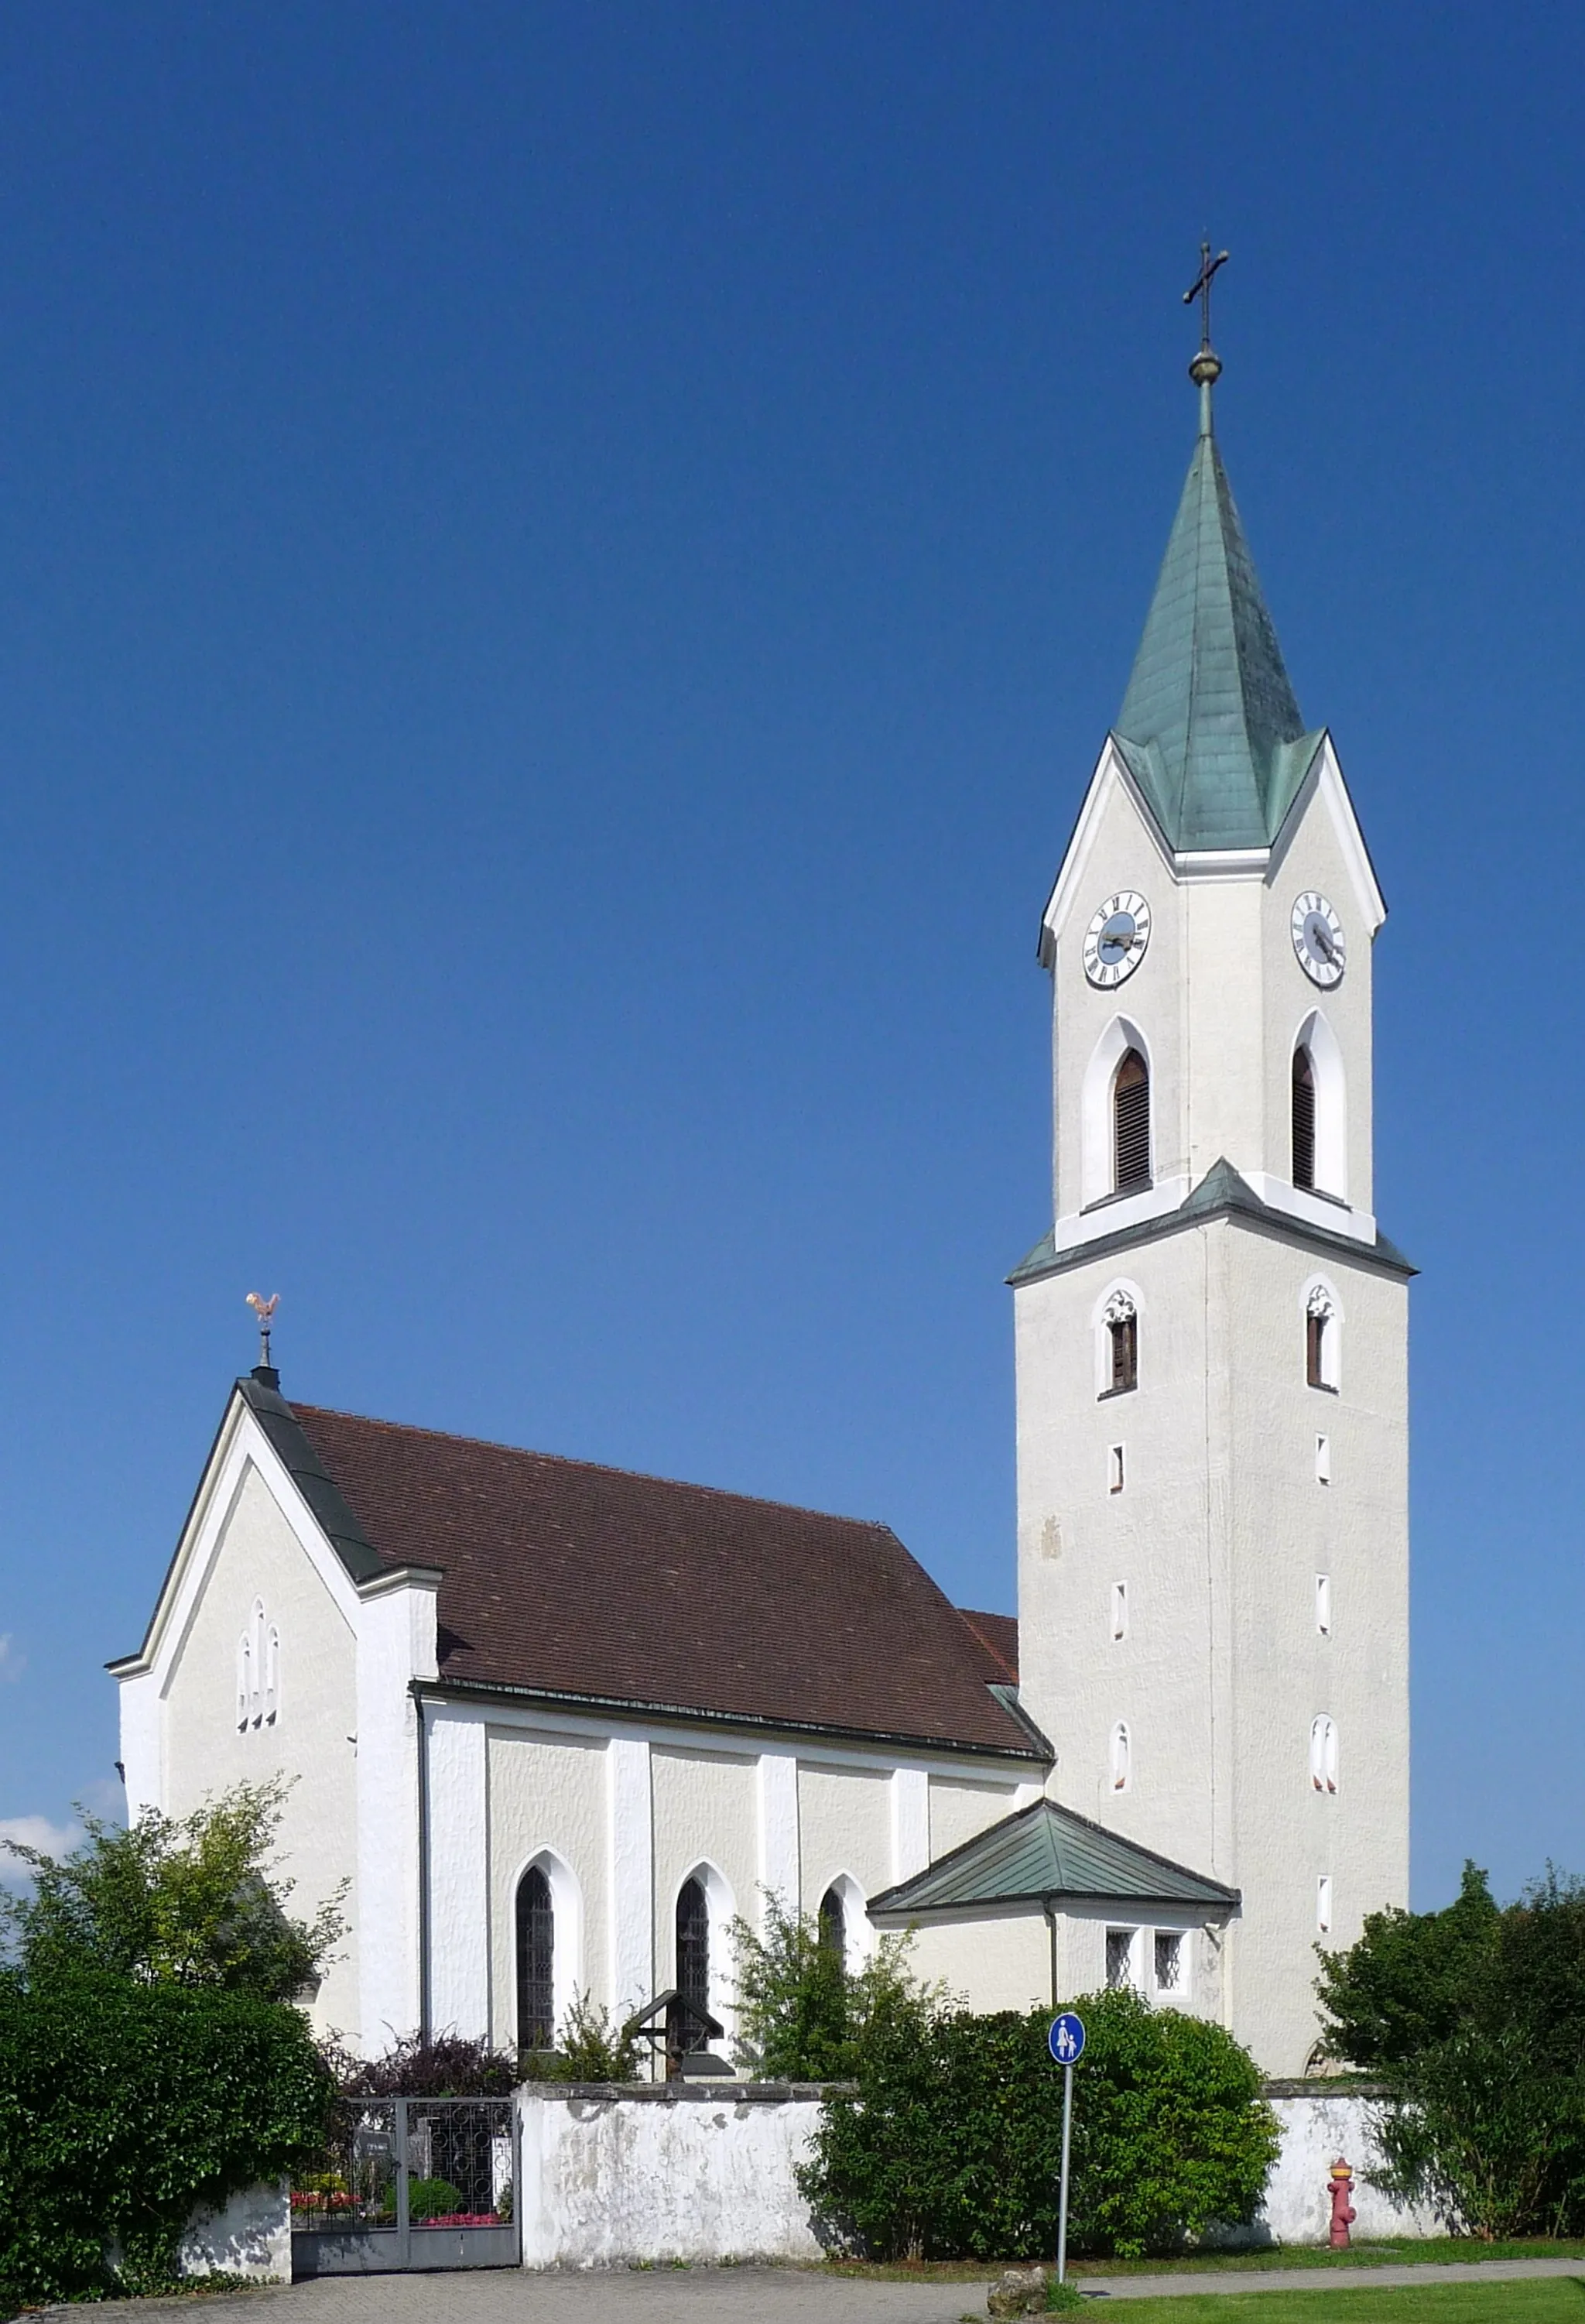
[{"left": 0, "top": 2, "right": 1580, "bottom": 1911}]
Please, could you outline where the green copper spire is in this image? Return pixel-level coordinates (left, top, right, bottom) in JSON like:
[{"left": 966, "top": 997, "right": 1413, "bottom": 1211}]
[{"left": 1111, "top": 283, "right": 1323, "bottom": 852}]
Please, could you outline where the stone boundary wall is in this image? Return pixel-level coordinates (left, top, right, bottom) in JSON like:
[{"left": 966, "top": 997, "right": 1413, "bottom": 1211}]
[
  {"left": 516, "top": 2078, "right": 1437, "bottom": 2268},
  {"left": 178, "top": 2177, "right": 292, "bottom": 2279}
]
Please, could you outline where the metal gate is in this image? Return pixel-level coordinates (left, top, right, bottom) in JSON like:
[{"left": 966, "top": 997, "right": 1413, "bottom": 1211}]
[{"left": 291, "top": 2096, "right": 519, "bottom": 2274}]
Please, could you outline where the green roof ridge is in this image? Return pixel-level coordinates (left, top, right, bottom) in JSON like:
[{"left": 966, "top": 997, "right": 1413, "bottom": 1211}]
[{"left": 1114, "top": 404, "right": 1319, "bottom": 852}]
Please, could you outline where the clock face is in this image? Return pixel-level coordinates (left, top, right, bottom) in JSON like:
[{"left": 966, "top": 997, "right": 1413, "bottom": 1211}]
[
  {"left": 1083, "top": 891, "right": 1152, "bottom": 989},
  {"left": 1292, "top": 892, "right": 1346, "bottom": 987}
]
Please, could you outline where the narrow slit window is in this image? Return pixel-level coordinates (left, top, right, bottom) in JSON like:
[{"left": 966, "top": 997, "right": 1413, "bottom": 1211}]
[
  {"left": 1292, "top": 1047, "right": 1316, "bottom": 1191},
  {"left": 1101, "top": 1289, "right": 1138, "bottom": 1394},
  {"left": 1316, "top": 1875, "right": 1333, "bottom": 1935},
  {"left": 1306, "top": 1286, "right": 1338, "bottom": 1390},
  {"left": 1316, "top": 1575, "right": 1332, "bottom": 1637},
  {"left": 1113, "top": 1049, "right": 1152, "bottom": 1194},
  {"left": 1316, "top": 1434, "right": 1331, "bottom": 1486},
  {"left": 1309, "top": 1715, "right": 1339, "bottom": 1794},
  {"left": 1108, "top": 1443, "right": 1125, "bottom": 1495},
  {"left": 1111, "top": 1580, "right": 1128, "bottom": 1641},
  {"left": 1110, "top": 1720, "right": 1131, "bottom": 1792}
]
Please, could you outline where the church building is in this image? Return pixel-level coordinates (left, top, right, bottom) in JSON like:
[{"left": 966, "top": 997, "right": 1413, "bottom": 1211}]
[{"left": 111, "top": 326, "right": 1410, "bottom": 2079}]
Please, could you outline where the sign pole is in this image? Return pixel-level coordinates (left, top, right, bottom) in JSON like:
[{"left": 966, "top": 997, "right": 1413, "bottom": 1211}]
[
  {"left": 1056, "top": 2058, "right": 1073, "bottom": 2285},
  {"left": 1047, "top": 2010, "right": 1085, "bottom": 2288}
]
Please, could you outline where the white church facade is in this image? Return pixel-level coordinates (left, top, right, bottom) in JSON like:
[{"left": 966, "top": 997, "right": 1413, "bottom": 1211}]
[{"left": 112, "top": 341, "right": 1410, "bottom": 2079}]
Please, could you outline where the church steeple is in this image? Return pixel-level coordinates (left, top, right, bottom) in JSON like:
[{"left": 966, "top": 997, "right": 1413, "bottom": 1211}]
[{"left": 1110, "top": 341, "right": 1322, "bottom": 855}]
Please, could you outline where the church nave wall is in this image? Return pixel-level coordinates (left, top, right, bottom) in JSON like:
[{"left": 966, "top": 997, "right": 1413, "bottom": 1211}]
[
  {"left": 484, "top": 1722, "right": 609, "bottom": 2052},
  {"left": 927, "top": 1772, "right": 1025, "bottom": 1863},
  {"left": 796, "top": 1760, "right": 887, "bottom": 1928},
  {"left": 651, "top": 1743, "right": 757, "bottom": 2045}
]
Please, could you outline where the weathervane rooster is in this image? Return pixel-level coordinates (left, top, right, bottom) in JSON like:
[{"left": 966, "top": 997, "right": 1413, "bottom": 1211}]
[{"left": 245, "top": 1291, "right": 279, "bottom": 1369}]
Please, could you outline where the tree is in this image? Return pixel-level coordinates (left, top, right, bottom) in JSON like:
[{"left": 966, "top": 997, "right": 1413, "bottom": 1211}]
[
  {"left": 1318, "top": 1862, "right": 1585, "bottom": 2237},
  {"left": 0, "top": 1778, "right": 343, "bottom": 2003},
  {"left": 1314, "top": 1860, "right": 1499, "bottom": 2071},
  {"left": 801, "top": 1990, "right": 1278, "bottom": 2261},
  {"left": 730, "top": 1897, "right": 935, "bottom": 2081}
]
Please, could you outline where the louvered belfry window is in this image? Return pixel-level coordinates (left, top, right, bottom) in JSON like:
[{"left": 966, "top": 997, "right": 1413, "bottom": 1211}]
[
  {"left": 1292, "top": 1047, "right": 1316, "bottom": 1190},
  {"left": 676, "top": 1877, "right": 710, "bottom": 2036},
  {"left": 1113, "top": 1049, "right": 1151, "bottom": 1193},
  {"left": 515, "top": 1866, "right": 555, "bottom": 2052}
]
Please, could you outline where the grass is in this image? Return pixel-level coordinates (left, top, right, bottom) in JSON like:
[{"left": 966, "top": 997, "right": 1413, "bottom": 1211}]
[
  {"left": 1100, "top": 2282, "right": 1585, "bottom": 2322},
  {"left": 816, "top": 2241, "right": 1585, "bottom": 2284}
]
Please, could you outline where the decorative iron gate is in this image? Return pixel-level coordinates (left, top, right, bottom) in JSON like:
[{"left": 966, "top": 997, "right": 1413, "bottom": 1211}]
[{"left": 291, "top": 2096, "right": 519, "bottom": 2274}]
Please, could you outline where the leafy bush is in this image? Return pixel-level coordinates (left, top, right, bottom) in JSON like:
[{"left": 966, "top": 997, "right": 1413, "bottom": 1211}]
[
  {"left": 520, "top": 1991, "right": 643, "bottom": 2082},
  {"left": 406, "top": 2177, "right": 464, "bottom": 2221},
  {"left": 1318, "top": 1861, "right": 1585, "bottom": 2236},
  {"left": 330, "top": 2031, "right": 517, "bottom": 2097},
  {"left": 730, "top": 1897, "right": 936, "bottom": 2080},
  {"left": 0, "top": 1777, "right": 344, "bottom": 2003},
  {"left": 0, "top": 1970, "right": 333, "bottom": 2308},
  {"left": 801, "top": 1990, "right": 1278, "bottom": 2261}
]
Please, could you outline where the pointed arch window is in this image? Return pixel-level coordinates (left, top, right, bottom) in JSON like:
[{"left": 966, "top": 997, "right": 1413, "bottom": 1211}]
[
  {"left": 1110, "top": 1720, "right": 1131, "bottom": 1792},
  {"left": 1113, "top": 1051, "right": 1151, "bottom": 1194},
  {"left": 1306, "top": 1284, "right": 1339, "bottom": 1390},
  {"left": 1309, "top": 1716, "right": 1339, "bottom": 1794},
  {"left": 1292, "top": 1047, "right": 1316, "bottom": 1191},
  {"left": 819, "top": 1886, "right": 847, "bottom": 1968},
  {"left": 515, "top": 1865, "right": 556, "bottom": 2051},
  {"left": 676, "top": 1876, "right": 710, "bottom": 2032}
]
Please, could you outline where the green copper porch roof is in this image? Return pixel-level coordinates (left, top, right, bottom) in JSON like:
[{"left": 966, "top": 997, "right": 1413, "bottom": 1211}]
[
  {"left": 869, "top": 1795, "right": 1238, "bottom": 1916},
  {"left": 1112, "top": 399, "right": 1322, "bottom": 852}
]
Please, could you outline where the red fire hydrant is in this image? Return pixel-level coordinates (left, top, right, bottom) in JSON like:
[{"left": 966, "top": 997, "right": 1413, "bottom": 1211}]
[{"left": 1328, "top": 2157, "right": 1357, "bottom": 2249}]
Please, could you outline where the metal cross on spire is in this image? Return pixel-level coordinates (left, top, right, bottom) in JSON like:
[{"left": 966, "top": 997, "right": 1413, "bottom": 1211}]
[{"left": 1183, "top": 238, "right": 1229, "bottom": 417}]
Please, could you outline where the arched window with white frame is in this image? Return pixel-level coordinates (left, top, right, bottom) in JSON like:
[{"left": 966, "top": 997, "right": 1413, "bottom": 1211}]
[
  {"left": 1293, "top": 1009, "right": 1347, "bottom": 1199},
  {"left": 1081, "top": 1018, "right": 1154, "bottom": 1208},
  {"left": 512, "top": 1848, "right": 584, "bottom": 2053},
  {"left": 1309, "top": 1716, "right": 1339, "bottom": 1794},
  {"left": 813, "top": 1871, "right": 870, "bottom": 1973},
  {"left": 1305, "top": 1279, "right": 1340, "bottom": 1391}
]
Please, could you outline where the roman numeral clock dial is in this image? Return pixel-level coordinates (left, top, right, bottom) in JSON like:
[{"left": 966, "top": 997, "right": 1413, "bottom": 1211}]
[
  {"left": 1292, "top": 892, "right": 1346, "bottom": 987},
  {"left": 1083, "top": 891, "right": 1151, "bottom": 989}
]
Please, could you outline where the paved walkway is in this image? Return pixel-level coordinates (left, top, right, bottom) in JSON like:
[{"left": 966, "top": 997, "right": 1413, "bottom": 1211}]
[{"left": 38, "top": 2252, "right": 1585, "bottom": 2319}]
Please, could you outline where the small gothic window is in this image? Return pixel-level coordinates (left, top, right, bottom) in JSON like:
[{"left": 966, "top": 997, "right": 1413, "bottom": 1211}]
[
  {"left": 1105, "top": 1928, "right": 1135, "bottom": 1988},
  {"left": 1101, "top": 1288, "right": 1138, "bottom": 1394},
  {"left": 1316, "top": 1574, "right": 1332, "bottom": 1636},
  {"left": 1111, "top": 1580, "right": 1128, "bottom": 1642},
  {"left": 1292, "top": 1046, "right": 1316, "bottom": 1191},
  {"left": 1309, "top": 1716, "right": 1339, "bottom": 1794},
  {"left": 1306, "top": 1285, "right": 1337, "bottom": 1390},
  {"left": 1110, "top": 1719, "right": 1131, "bottom": 1791},
  {"left": 819, "top": 1886, "right": 847, "bottom": 1968},
  {"left": 1154, "top": 1931, "right": 1183, "bottom": 1993},
  {"left": 235, "top": 1633, "right": 252, "bottom": 1731},
  {"left": 515, "top": 1866, "right": 556, "bottom": 2051},
  {"left": 1114, "top": 1049, "right": 1151, "bottom": 1193},
  {"left": 676, "top": 1876, "right": 710, "bottom": 2038}
]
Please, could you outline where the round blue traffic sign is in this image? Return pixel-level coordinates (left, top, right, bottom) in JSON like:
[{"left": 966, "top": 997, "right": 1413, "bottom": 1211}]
[{"left": 1049, "top": 2011, "right": 1086, "bottom": 2065}]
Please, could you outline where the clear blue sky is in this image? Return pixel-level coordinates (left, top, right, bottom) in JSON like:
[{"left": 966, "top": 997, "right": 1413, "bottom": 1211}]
[{"left": 0, "top": 2, "right": 1579, "bottom": 1913}]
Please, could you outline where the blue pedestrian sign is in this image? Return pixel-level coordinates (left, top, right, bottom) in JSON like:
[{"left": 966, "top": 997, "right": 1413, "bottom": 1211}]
[{"left": 1049, "top": 2011, "right": 1086, "bottom": 2065}]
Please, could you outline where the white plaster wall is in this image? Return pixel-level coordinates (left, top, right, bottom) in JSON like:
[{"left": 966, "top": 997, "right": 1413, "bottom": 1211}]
[
  {"left": 486, "top": 1724, "right": 610, "bottom": 2048},
  {"left": 929, "top": 1775, "right": 1023, "bottom": 1862},
  {"left": 1258, "top": 2093, "right": 1436, "bottom": 2244},
  {"left": 797, "top": 1763, "right": 889, "bottom": 1917},
  {"left": 519, "top": 2090, "right": 827, "bottom": 2266},
  {"left": 651, "top": 1746, "right": 757, "bottom": 2033},
  {"left": 160, "top": 1462, "right": 361, "bottom": 2038},
  {"left": 178, "top": 2178, "right": 291, "bottom": 2281},
  {"left": 899, "top": 1910, "right": 1051, "bottom": 2014}
]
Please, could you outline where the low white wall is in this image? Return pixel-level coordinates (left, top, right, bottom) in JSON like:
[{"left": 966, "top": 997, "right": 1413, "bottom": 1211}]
[
  {"left": 517, "top": 2079, "right": 1437, "bottom": 2268},
  {"left": 178, "top": 2178, "right": 292, "bottom": 2280},
  {"left": 519, "top": 2085, "right": 828, "bottom": 2267},
  {"left": 1257, "top": 2088, "right": 1438, "bottom": 2246}
]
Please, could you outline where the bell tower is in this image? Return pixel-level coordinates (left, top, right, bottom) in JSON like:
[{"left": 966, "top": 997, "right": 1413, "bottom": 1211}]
[{"left": 1012, "top": 289, "right": 1411, "bottom": 2074}]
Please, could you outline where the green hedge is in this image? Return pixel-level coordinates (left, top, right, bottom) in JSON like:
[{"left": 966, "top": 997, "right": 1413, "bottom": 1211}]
[
  {"left": 0, "top": 1973, "right": 332, "bottom": 2307},
  {"left": 800, "top": 1990, "right": 1279, "bottom": 2261}
]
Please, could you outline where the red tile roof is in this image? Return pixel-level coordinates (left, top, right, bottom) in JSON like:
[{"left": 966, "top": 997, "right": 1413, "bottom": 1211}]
[
  {"left": 957, "top": 1607, "right": 1018, "bottom": 1684},
  {"left": 292, "top": 1403, "right": 1039, "bottom": 1759}
]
